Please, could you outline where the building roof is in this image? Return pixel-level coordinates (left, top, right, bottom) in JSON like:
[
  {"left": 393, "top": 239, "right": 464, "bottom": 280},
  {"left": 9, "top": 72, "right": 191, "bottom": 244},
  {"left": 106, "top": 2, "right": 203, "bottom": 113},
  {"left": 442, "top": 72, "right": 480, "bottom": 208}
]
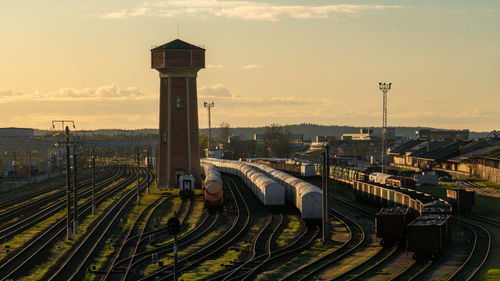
[
  {"left": 389, "top": 139, "right": 425, "bottom": 155},
  {"left": 448, "top": 145, "right": 500, "bottom": 163},
  {"left": 151, "top": 39, "right": 204, "bottom": 51},
  {"left": 477, "top": 148, "right": 500, "bottom": 160},
  {"left": 415, "top": 140, "right": 470, "bottom": 161}
]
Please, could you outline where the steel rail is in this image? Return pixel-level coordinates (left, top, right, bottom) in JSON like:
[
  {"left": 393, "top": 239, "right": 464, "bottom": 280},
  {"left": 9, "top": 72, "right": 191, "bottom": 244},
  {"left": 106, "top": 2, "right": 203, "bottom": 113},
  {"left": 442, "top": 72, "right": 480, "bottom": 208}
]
[
  {"left": 0, "top": 165, "right": 135, "bottom": 280},
  {"left": 140, "top": 175, "right": 249, "bottom": 281}
]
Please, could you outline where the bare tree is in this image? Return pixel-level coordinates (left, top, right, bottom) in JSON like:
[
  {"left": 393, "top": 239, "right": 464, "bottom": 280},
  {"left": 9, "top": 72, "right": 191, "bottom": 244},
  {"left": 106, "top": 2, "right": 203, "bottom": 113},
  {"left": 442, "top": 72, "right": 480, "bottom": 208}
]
[
  {"left": 264, "top": 124, "right": 291, "bottom": 158},
  {"left": 220, "top": 121, "right": 231, "bottom": 143}
]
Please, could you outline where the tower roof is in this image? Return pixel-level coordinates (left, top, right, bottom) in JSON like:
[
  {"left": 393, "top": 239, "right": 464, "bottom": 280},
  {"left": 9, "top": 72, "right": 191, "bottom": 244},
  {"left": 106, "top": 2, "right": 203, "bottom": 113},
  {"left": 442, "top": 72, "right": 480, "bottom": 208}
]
[{"left": 152, "top": 39, "right": 204, "bottom": 51}]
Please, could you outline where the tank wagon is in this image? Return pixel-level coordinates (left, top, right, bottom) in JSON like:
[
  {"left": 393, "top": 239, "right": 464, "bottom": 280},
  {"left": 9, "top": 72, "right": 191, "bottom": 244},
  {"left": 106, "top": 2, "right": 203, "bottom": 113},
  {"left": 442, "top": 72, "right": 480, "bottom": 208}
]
[
  {"left": 446, "top": 188, "right": 475, "bottom": 214},
  {"left": 375, "top": 207, "right": 408, "bottom": 244},
  {"left": 201, "top": 162, "right": 224, "bottom": 211},
  {"left": 178, "top": 175, "right": 195, "bottom": 199},
  {"left": 204, "top": 158, "right": 285, "bottom": 206},
  {"left": 246, "top": 162, "right": 322, "bottom": 222}
]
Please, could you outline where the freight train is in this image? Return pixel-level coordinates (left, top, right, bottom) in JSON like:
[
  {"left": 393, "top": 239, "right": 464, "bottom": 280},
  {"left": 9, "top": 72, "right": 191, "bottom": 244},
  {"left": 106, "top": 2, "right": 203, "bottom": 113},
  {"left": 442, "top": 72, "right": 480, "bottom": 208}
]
[
  {"left": 204, "top": 158, "right": 285, "bottom": 206},
  {"left": 205, "top": 158, "right": 322, "bottom": 222},
  {"left": 247, "top": 158, "right": 316, "bottom": 177},
  {"left": 247, "top": 161, "right": 322, "bottom": 222},
  {"left": 335, "top": 171, "right": 452, "bottom": 259},
  {"left": 201, "top": 161, "right": 224, "bottom": 212},
  {"left": 252, "top": 159, "right": 451, "bottom": 259}
]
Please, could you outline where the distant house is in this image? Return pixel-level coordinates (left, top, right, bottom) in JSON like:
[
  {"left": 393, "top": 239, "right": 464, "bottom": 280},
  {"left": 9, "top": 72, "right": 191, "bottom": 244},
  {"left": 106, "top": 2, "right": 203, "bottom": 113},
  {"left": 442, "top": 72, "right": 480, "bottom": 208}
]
[
  {"left": 341, "top": 128, "right": 375, "bottom": 141},
  {"left": 468, "top": 149, "right": 500, "bottom": 184},
  {"left": 416, "top": 129, "right": 469, "bottom": 141}
]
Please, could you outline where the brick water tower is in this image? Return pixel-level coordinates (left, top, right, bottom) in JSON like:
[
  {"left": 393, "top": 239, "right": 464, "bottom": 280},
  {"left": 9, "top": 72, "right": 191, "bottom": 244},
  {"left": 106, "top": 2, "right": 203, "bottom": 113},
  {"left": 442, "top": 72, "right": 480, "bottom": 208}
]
[{"left": 151, "top": 39, "right": 205, "bottom": 189}]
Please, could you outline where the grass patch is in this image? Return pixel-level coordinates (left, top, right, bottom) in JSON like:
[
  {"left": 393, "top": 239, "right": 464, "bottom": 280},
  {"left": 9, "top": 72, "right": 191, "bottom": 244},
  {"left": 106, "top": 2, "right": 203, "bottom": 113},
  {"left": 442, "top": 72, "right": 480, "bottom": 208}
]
[
  {"left": 275, "top": 214, "right": 302, "bottom": 248},
  {"left": 21, "top": 180, "right": 137, "bottom": 280},
  {"left": 484, "top": 269, "right": 500, "bottom": 280},
  {"left": 0, "top": 178, "right": 127, "bottom": 262},
  {"left": 257, "top": 215, "right": 349, "bottom": 281},
  {"left": 84, "top": 190, "right": 161, "bottom": 280}
]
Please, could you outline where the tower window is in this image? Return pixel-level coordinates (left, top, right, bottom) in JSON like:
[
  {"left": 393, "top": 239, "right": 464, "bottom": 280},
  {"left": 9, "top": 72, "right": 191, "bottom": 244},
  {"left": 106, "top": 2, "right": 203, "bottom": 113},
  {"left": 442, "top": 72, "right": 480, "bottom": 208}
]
[{"left": 176, "top": 96, "right": 182, "bottom": 109}]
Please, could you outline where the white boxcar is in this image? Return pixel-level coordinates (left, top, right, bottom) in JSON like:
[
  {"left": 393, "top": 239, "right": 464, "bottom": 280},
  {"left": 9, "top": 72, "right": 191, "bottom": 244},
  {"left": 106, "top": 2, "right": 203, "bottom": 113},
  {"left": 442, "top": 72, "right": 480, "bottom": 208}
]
[
  {"left": 375, "top": 173, "right": 393, "bottom": 185},
  {"left": 247, "top": 161, "right": 323, "bottom": 221},
  {"left": 204, "top": 158, "right": 285, "bottom": 206}
]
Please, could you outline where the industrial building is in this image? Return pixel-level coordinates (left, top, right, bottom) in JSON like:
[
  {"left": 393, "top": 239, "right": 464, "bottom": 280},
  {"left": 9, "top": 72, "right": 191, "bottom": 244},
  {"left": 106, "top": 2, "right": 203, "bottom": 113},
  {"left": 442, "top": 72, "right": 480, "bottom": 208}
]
[{"left": 416, "top": 129, "right": 469, "bottom": 141}]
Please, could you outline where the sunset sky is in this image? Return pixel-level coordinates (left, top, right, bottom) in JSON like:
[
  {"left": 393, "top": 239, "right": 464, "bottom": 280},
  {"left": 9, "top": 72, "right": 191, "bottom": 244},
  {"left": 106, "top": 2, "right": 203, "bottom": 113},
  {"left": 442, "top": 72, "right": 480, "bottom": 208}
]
[{"left": 0, "top": 0, "right": 499, "bottom": 131}]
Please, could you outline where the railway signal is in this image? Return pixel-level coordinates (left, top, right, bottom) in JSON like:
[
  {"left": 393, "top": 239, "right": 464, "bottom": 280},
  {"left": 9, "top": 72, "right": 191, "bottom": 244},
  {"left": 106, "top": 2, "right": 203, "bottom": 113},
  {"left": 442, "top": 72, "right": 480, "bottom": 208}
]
[{"left": 167, "top": 217, "right": 181, "bottom": 281}]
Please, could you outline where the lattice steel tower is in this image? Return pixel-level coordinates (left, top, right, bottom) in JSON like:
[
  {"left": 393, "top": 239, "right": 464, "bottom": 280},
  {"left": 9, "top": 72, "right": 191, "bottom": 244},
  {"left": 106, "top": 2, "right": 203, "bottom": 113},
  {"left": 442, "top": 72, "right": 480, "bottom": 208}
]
[{"left": 379, "top": 82, "right": 391, "bottom": 173}]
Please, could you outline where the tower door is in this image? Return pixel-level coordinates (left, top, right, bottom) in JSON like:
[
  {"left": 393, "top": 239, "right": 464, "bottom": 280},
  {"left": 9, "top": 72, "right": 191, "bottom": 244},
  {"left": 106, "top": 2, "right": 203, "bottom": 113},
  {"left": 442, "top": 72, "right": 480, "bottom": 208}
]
[{"left": 175, "top": 170, "right": 183, "bottom": 185}]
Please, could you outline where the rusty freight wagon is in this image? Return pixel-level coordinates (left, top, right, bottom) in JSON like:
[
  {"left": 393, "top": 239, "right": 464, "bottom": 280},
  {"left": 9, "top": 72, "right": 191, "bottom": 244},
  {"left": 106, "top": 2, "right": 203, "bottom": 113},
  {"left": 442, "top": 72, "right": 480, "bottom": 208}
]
[
  {"left": 446, "top": 188, "right": 475, "bottom": 214},
  {"left": 375, "top": 207, "right": 409, "bottom": 245},
  {"left": 406, "top": 215, "right": 450, "bottom": 260}
]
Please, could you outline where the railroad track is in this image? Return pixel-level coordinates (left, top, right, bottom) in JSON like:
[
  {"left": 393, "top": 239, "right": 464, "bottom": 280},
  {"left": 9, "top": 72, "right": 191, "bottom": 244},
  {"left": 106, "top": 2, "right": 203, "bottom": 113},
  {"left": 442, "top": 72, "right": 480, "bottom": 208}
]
[
  {"left": 281, "top": 208, "right": 366, "bottom": 281},
  {"left": 138, "top": 175, "right": 251, "bottom": 281},
  {"left": 0, "top": 165, "right": 123, "bottom": 243},
  {"left": 118, "top": 198, "right": 193, "bottom": 281},
  {"left": 0, "top": 165, "right": 142, "bottom": 280},
  {"left": 462, "top": 180, "right": 482, "bottom": 189},
  {"left": 467, "top": 214, "right": 500, "bottom": 228},
  {"left": 388, "top": 260, "right": 431, "bottom": 281},
  {"left": 43, "top": 167, "right": 151, "bottom": 281},
  {"left": 109, "top": 202, "right": 213, "bottom": 279},
  {"left": 102, "top": 195, "right": 166, "bottom": 280},
  {"left": 0, "top": 167, "right": 100, "bottom": 212},
  {"left": 0, "top": 166, "right": 114, "bottom": 225},
  {"left": 220, "top": 212, "right": 283, "bottom": 281},
  {"left": 325, "top": 187, "right": 411, "bottom": 281},
  {"left": 446, "top": 218, "right": 491, "bottom": 281}
]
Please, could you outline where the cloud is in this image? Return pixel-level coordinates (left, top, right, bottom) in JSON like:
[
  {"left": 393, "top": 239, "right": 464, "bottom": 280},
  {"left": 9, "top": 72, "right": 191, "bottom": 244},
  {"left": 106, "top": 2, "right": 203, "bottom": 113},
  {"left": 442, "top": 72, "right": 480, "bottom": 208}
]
[
  {"left": 0, "top": 83, "right": 144, "bottom": 102},
  {"left": 206, "top": 64, "right": 224, "bottom": 69},
  {"left": 199, "top": 84, "right": 232, "bottom": 97},
  {"left": 240, "top": 64, "right": 260, "bottom": 70},
  {"left": 0, "top": 89, "right": 16, "bottom": 97},
  {"left": 99, "top": 1, "right": 404, "bottom": 21}
]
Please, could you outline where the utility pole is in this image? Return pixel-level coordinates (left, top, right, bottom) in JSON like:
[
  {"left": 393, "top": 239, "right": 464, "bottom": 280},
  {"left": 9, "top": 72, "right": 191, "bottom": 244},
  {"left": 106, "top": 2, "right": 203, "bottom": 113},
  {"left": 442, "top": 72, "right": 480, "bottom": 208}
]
[
  {"left": 322, "top": 145, "right": 329, "bottom": 245},
  {"left": 378, "top": 82, "right": 391, "bottom": 173},
  {"left": 204, "top": 101, "right": 214, "bottom": 153},
  {"left": 52, "top": 120, "right": 75, "bottom": 240},
  {"left": 91, "top": 148, "right": 96, "bottom": 215},
  {"left": 73, "top": 143, "right": 78, "bottom": 233},
  {"left": 66, "top": 128, "right": 72, "bottom": 239},
  {"left": 146, "top": 147, "right": 150, "bottom": 194},
  {"left": 28, "top": 149, "right": 31, "bottom": 184},
  {"left": 137, "top": 151, "right": 141, "bottom": 203}
]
